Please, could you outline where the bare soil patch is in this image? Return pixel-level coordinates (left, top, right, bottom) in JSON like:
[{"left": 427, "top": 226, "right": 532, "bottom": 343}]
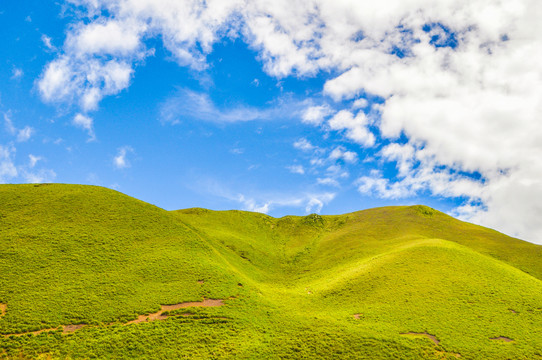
[
  {"left": 63, "top": 324, "right": 86, "bottom": 333},
  {"left": 352, "top": 314, "right": 361, "bottom": 319},
  {"left": 0, "top": 303, "right": 6, "bottom": 318},
  {"left": 161, "top": 298, "right": 223, "bottom": 311},
  {"left": 490, "top": 336, "right": 514, "bottom": 342},
  {"left": 400, "top": 332, "right": 440, "bottom": 345},
  {"left": 126, "top": 298, "right": 224, "bottom": 324},
  {"left": 3, "top": 298, "right": 226, "bottom": 336}
]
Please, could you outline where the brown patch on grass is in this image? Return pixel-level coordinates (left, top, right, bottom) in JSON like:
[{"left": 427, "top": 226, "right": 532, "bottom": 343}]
[
  {"left": 490, "top": 336, "right": 514, "bottom": 342},
  {"left": 125, "top": 314, "right": 149, "bottom": 325},
  {"left": 353, "top": 314, "right": 362, "bottom": 319},
  {"left": 0, "top": 303, "right": 6, "bottom": 318},
  {"left": 63, "top": 324, "right": 86, "bottom": 333},
  {"left": 2, "top": 298, "right": 227, "bottom": 336},
  {"left": 125, "top": 298, "right": 225, "bottom": 325},
  {"left": 400, "top": 332, "right": 440, "bottom": 345},
  {"left": 197, "top": 280, "right": 204, "bottom": 284},
  {"left": 162, "top": 298, "right": 224, "bottom": 311}
]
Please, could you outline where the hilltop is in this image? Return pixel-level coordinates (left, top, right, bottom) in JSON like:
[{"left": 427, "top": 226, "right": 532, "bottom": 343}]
[{"left": 0, "top": 184, "right": 541, "bottom": 359}]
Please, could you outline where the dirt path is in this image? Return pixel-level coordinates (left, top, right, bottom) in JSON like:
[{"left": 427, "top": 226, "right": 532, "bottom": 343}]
[
  {"left": 2, "top": 298, "right": 225, "bottom": 337},
  {"left": 126, "top": 299, "right": 224, "bottom": 324},
  {"left": 0, "top": 304, "right": 6, "bottom": 318}
]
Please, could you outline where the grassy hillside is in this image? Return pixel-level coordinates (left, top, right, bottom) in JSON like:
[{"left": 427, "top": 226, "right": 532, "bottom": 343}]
[{"left": 0, "top": 184, "right": 541, "bottom": 359}]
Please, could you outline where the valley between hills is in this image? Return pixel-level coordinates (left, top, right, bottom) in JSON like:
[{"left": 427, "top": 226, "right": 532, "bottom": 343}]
[{"left": 0, "top": 184, "right": 541, "bottom": 359}]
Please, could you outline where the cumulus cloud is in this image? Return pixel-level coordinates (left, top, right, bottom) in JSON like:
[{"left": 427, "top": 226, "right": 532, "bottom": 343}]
[
  {"left": 40, "top": 0, "right": 542, "bottom": 242},
  {"left": 328, "top": 110, "right": 375, "bottom": 147},
  {"left": 39, "top": 56, "right": 133, "bottom": 111},
  {"left": 65, "top": 19, "right": 143, "bottom": 57},
  {"left": 113, "top": 146, "right": 134, "bottom": 169},
  {"left": 301, "top": 105, "right": 332, "bottom": 126}
]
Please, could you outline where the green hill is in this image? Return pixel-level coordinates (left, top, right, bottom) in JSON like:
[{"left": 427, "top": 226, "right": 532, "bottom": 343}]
[{"left": 0, "top": 184, "right": 540, "bottom": 359}]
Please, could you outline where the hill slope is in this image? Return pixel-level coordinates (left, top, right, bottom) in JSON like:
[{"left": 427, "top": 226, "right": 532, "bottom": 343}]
[{"left": 0, "top": 184, "right": 541, "bottom": 359}]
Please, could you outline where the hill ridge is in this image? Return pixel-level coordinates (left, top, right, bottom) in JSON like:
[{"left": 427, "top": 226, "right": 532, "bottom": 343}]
[{"left": 0, "top": 183, "right": 541, "bottom": 359}]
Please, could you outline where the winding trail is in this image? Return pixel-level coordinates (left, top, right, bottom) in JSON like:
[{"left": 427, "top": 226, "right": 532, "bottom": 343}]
[{"left": 2, "top": 298, "right": 225, "bottom": 338}]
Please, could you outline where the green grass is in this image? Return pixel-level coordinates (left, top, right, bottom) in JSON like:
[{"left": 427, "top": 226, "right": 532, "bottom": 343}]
[{"left": 0, "top": 184, "right": 541, "bottom": 359}]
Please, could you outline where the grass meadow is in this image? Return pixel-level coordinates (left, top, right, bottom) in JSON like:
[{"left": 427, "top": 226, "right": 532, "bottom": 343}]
[{"left": 0, "top": 184, "right": 540, "bottom": 359}]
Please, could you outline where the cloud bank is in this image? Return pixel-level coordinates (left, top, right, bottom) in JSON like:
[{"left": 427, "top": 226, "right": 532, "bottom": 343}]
[{"left": 38, "top": 0, "right": 542, "bottom": 242}]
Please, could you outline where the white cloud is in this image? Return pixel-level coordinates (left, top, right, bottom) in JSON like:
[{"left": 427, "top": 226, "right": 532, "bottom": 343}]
[
  {"left": 236, "top": 191, "right": 335, "bottom": 214},
  {"left": 41, "top": 34, "right": 56, "bottom": 51},
  {"left": 197, "top": 176, "right": 335, "bottom": 214},
  {"left": 352, "top": 98, "right": 368, "bottom": 109},
  {"left": 39, "top": 0, "right": 542, "bottom": 242},
  {"left": 114, "top": 146, "right": 133, "bottom": 169},
  {"left": 301, "top": 105, "right": 332, "bottom": 126},
  {"left": 3, "top": 113, "right": 16, "bottom": 135},
  {"left": 0, "top": 146, "right": 55, "bottom": 184},
  {"left": 66, "top": 19, "right": 143, "bottom": 57},
  {"left": 305, "top": 193, "right": 336, "bottom": 213},
  {"left": 326, "top": 165, "right": 349, "bottom": 179},
  {"left": 160, "top": 88, "right": 270, "bottom": 124},
  {"left": 287, "top": 165, "right": 305, "bottom": 175},
  {"left": 0, "top": 145, "right": 18, "bottom": 183},
  {"left": 73, "top": 113, "right": 95, "bottom": 141},
  {"left": 16, "top": 127, "right": 34, "bottom": 142},
  {"left": 28, "top": 155, "right": 42, "bottom": 168},
  {"left": 39, "top": 56, "right": 133, "bottom": 111},
  {"left": 293, "top": 138, "right": 315, "bottom": 152},
  {"left": 328, "top": 110, "right": 375, "bottom": 147},
  {"left": 4, "top": 113, "right": 34, "bottom": 142},
  {"left": 329, "top": 146, "right": 358, "bottom": 164},
  {"left": 317, "top": 177, "right": 339, "bottom": 187},
  {"left": 23, "top": 169, "right": 56, "bottom": 184},
  {"left": 160, "top": 88, "right": 301, "bottom": 124},
  {"left": 230, "top": 148, "right": 244, "bottom": 155},
  {"left": 11, "top": 68, "right": 23, "bottom": 80}
]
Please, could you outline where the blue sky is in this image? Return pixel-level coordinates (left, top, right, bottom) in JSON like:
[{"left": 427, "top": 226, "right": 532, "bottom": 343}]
[{"left": 1, "top": 1, "right": 541, "bottom": 244}]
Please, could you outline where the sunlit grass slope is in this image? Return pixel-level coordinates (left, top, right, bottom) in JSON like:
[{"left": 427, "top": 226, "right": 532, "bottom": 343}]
[{"left": 0, "top": 184, "right": 541, "bottom": 359}]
